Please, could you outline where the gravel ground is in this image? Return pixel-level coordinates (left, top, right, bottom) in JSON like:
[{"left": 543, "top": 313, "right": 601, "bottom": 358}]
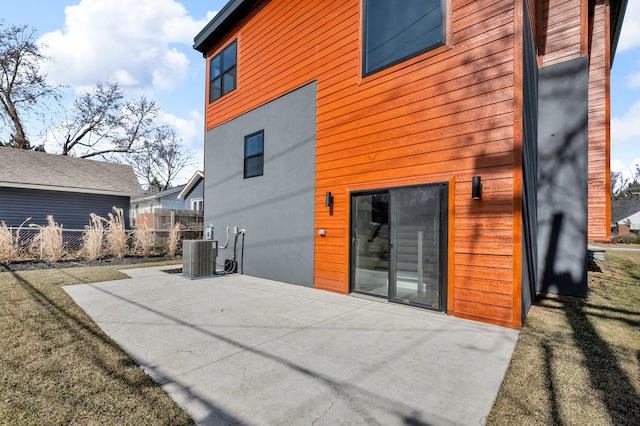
[{"left": 0, "top": 255, "right": 180, "bottom": 273}]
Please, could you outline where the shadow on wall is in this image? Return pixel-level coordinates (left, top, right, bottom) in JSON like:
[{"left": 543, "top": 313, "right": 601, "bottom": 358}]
[{"left": 536, "top": 57, "right": 589, "bottom": 298}]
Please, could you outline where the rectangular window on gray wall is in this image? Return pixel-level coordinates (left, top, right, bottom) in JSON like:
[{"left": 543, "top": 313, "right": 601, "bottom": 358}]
[
  {"left": 244, "top": 130, "right": 264, "bottom": 179},
  {"left": 209, "top": 39, "right": 237, "bottom": 103},
  {"left": 363, "top": 0, "right": 445, "bottom": 76}
]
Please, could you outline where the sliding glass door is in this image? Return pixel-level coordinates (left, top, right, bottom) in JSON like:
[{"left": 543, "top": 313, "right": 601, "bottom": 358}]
[
  {"left": 351, "top": 184, "right": 447, "bottom": 311},
  {"left": 352, "top": 192, "right": 389, "bottom": 297}
]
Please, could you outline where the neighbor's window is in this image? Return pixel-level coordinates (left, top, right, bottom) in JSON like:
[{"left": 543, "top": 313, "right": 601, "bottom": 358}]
[
  {"left": 209, "top": 39, "right": 237, "bottom": 103},
  {"left": 363, "top": 0, "right": 445, "bottom": 76},
  {"left": 244, "top": 130, "right": 264, "bottom": 179},
  {"left": 191, "top": 198, "right": 203, "bottom": 211}
]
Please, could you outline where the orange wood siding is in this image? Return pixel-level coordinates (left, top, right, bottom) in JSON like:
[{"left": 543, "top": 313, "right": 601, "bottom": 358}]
[
  {"left": 204, "top": 0, "right": 520, "bottom": 328},
  {"left": 539, "top": 0, "right": 585, "bottom": 66},
  {"left": 587, "top": 0, "right": 611, "bottom": 241}
]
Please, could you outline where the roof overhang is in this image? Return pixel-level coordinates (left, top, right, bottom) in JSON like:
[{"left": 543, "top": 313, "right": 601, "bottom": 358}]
[
  {"left": 610, "top": 0, "right": 628, "bottom": 65},
  {"left": 178, "top": 171, "right": 204, "bottom": 199},
  {"left": 193, "top": 0, "right": 261, "bottom": 55},
  {"left": 0, "top": 182, "right": 141, "bottom": 198}
]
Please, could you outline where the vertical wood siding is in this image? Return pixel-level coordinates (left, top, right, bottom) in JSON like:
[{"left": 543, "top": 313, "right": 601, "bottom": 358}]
[
  {"left": 204, "top": 0, "right": 521, "bottom": 328},
  {"left": 587, "top": 0, "right": 611, "bottom": 241}
]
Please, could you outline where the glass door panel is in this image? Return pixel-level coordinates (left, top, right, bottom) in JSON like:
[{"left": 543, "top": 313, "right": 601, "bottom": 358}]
[
  {"left": 390, "top": 186, "right": 442, "bottom": 309},
  {"left": 352, "top": 193, "right": 389, "bottom": 297}
]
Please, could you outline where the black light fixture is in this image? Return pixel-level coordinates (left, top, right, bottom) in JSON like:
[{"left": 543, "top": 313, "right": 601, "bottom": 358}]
[
  {"left": 472, "top": 176, "right": 483, "bottom": 200},
  {"left": 325, "top": 191, "right": 334, "bottom": 207}
]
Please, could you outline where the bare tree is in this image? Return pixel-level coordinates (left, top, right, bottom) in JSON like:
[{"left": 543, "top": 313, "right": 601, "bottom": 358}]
[
  {"left": 55, "top": 81, "right": 193, "bottom": 189},
  {"left": 0, "top": 22, "right": 60, "bottom": 149},
  {"left": 127, "top": 127, "right": 194, "bottom": 191},
  {"left": 56, "top": 81, "right": 161, "bottom": 159},
  {"left": 611, "top": 170, "right": 627, "bottom": 201}
]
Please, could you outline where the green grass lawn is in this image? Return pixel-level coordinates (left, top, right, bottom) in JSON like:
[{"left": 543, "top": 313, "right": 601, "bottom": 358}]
[
  {"left": 0, "top": 261, "right": 194, "bottom": 425},
  {"left": 488, "top": 251, "right": 640, "bottom": 425}
]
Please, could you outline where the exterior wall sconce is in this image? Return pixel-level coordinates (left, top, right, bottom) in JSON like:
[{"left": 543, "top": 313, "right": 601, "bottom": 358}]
[
  {"left": 472, "top": 176, "right": 483, "bottom": 200},
  {"left": 325, "top": 191, "right": 334, "bottom": 207}
]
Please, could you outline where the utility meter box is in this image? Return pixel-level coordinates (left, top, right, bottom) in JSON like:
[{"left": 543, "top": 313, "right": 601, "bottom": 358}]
[{"left": 183, "top": 240, "right": 218, "bottom": 278}]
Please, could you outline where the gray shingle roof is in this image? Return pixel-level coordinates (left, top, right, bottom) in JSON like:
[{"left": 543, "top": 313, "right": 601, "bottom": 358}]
[
  {"left": 132, "top": 184, "right": 186, "bottom": 203},
  {"left": 611, "top": 200, "right": 640, "bottom": 223},
  {"left": 0, "top": 147, "right": 142, "bottom": 197}
]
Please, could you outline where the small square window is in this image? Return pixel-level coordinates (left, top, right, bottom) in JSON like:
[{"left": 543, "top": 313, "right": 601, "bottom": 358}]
[
  {"left": 363, "top": 0, "right": 445, "bottom": 76},
  {"left": 244, "top": 131, "right": 264, "bottom": 179},
  {"left": 209, "top": 40, "right": 237, "bottom": 103}
]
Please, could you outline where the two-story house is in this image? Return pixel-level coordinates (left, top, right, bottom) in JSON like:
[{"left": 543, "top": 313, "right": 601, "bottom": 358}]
[{"left": 194, "top": 0, "right": 626, "bottom": 328}]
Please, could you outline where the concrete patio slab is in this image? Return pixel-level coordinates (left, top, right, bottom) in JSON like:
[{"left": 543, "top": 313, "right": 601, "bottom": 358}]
[{"left": 63, "top": 266, "right": 519, "bottom": 426}]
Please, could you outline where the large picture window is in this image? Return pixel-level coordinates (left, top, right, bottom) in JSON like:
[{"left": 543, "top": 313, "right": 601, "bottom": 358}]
[
  {"left": 244, "top": 131, "right": 264, "bottom": 179},
  {"left": 363, "top": 0, "right": 445, "bottom": 76},
  {"left": 209, "top": 40, "right": 237, "bottom": 103}
]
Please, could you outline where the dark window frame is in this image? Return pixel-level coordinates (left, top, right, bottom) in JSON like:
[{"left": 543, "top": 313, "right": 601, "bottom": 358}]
[
  {"left": 362, "top": 0, "right": 446, "bottom": 77},
  {"left": 209, "top": 39, "right": 237, "bottom": 103},
  {"left": 244, "top": 130, "right": 264, "bottom": 179}
]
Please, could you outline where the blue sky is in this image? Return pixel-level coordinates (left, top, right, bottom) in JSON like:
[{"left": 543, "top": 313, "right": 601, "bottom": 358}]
[
  {"left": 2, "top": 0, "right": 228, "bottom": 184},
  {"left": 2, "top": 1, "right": 639, "bottom": 185}
]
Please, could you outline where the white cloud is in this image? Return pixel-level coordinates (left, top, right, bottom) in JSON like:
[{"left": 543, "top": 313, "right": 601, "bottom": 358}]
[
  {"left": 611, "top": 100, "right": 640, "bottom": 145},
  {"left": 158, "top": 109, "right": 202, "bottom": 149},
  {"left": 618, "top": 2, "right": 640, "bottom": 52},
  {"left": 612, "top": 159, "right": 637, "bottom": 182},
  {"left": 38, "top": 0, "right": 214, "bottom": 91}
]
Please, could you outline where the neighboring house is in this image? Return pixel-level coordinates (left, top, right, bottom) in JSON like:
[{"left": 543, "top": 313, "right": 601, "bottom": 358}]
[
  {"left": 611, "top": 200, "right": 640, "bottom": 236},
  {"left": 178, "top": 170, "right": 204, "bottom": 211},
  {"left": 130, "top": 185, "right": 186, "bottom": 226},
  {"left": 0, "top": 147, "right": 142, "bottom": 229},
  {"left": 194, "top": 0, "right": 626, "bottom": 328}
]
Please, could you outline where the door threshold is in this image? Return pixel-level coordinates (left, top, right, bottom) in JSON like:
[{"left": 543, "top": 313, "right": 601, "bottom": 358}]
[{"left": 349, "top": 292, "right": 447, "bottom": 314}]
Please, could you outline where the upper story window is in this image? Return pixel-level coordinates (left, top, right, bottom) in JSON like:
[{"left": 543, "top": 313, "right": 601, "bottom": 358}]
[
  {"left": 363, "top": 0, "right": 445, "bottom": 76},
  {"left": 191, "top": 198, "right": 203, "bottom": 211},
  {"left": 244, "top": 130, "right": 264, "bottom": 179},
  {"left": 209, "top": 40, "right": 237, "bottom": 103}
]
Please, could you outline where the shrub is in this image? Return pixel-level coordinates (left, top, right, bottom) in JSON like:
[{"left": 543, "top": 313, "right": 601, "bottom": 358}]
[
  {"left": 614, "top": 234, "right": 638, "bottom": 244},
  {"left": 168, "top": 223, "right": 183, "bottom": 257},
  {"left": 132, "top": 223, "right": 153, "bottom": 257},
  {"left": 82, "top": 213, "right": 105, "bottom": 260},
  {"left": 106, "top": 207, "right": 127, "bottom": 258}
]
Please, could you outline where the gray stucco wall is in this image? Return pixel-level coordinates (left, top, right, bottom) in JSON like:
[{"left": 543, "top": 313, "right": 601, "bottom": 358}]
[
  {"left": 537, "top": 56, "right": 589, "bottom": 297},
  {"left": 205, "top": 82, "right": 317, "bottom": 286}
]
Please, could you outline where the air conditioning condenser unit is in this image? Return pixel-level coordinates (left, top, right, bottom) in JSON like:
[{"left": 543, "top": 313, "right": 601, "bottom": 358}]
[{"left": 183, "top": 240, "right": 218, "bottom": 278}]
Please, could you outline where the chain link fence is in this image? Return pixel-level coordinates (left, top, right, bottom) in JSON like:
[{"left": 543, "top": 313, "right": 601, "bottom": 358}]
[{"left": 4, "top": 226, "right": 203, "bottom": 261}]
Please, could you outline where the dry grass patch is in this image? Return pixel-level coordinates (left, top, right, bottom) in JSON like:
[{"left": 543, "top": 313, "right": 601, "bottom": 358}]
[
  {"left": 132, "top": 222, "right": 154, "bottom": 257},
  {"left": 82, "top": 213, "right": 105, "bottom": 260},
  {"left": 0, "top": 221, "right": 17, "bottom": 264},
  {"left": 105, "top": 207, "right": 127, "bottom": 258},
  {"left": 0, "top": 261, "right": 192, "bottom": 425},
  {"left": 30, "top": 216, "right": 65, "bottom": 262},
  {"left": 488, "top": 252, "right": 640, "bottom": 425},
  {"left": 168, "top": 223, "right": 183, "bottom": 257}
]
